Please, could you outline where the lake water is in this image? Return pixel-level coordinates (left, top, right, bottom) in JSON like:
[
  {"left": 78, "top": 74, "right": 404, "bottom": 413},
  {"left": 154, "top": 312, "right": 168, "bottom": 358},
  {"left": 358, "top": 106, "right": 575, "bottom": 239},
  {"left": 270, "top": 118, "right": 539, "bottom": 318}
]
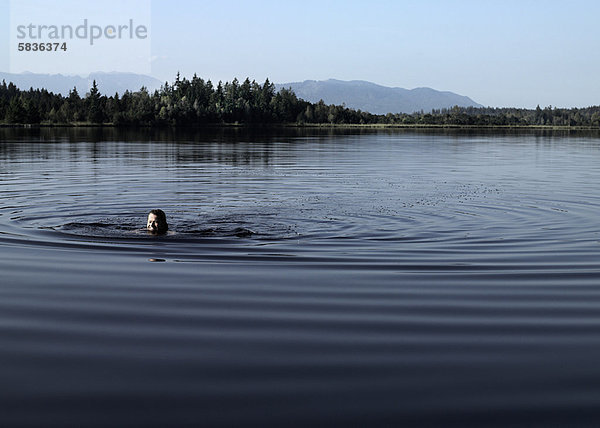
[{"left": 2, "top": 127, "right": 600, "bottom": 427}]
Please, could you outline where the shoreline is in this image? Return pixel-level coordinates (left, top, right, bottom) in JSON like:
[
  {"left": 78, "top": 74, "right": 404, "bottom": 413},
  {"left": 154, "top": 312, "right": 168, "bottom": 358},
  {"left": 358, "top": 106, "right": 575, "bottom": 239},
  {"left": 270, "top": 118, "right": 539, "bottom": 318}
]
[{"left": 1, "top": 123, "right": 600, "bottom": 131}]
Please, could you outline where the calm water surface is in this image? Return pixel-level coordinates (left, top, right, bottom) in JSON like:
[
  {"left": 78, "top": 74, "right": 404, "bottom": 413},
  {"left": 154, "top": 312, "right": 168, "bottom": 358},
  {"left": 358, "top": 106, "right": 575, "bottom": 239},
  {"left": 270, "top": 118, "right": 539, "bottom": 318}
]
[{"left": 2, "top": 127, "right": 600, "bottom": 427}]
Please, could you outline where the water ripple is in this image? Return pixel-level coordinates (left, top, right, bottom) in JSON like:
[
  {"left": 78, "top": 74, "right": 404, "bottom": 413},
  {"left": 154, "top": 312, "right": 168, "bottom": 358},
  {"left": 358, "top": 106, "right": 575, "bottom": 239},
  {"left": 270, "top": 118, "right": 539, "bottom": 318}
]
[{"left": 2, "top": 129, "right": 600, "bottom": 427}]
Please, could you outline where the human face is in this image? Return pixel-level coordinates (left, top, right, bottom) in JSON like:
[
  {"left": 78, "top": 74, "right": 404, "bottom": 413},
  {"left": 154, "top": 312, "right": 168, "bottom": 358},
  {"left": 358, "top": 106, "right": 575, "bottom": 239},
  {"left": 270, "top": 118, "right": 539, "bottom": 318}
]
[{"left": 147, "top": 213, "right": 163, "bottom": 233}]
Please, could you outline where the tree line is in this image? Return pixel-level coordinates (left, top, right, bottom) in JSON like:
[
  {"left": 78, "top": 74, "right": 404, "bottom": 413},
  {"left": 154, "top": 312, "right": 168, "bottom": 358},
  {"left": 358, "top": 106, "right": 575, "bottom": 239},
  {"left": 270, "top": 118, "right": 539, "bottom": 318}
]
[{"left": 1, "top": 74, "right": 600, "bottom": 127}]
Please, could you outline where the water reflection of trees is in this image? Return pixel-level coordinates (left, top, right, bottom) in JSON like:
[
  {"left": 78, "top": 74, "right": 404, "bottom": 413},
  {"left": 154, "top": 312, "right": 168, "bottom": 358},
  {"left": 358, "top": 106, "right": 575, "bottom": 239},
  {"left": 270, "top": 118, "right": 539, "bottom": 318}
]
[
  {"left": 1, "top": 127, "right": 599, "bottom": 167},
  {"left": 0, "top": 127, "right": 370, "bottom": 166}
]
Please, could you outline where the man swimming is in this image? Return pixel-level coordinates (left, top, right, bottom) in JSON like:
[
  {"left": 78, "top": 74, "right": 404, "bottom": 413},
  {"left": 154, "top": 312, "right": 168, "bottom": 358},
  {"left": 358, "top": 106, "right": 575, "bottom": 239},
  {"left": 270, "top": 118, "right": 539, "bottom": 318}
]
[{"left": 147, "top": 209, "right": 168, "bottom": 234}]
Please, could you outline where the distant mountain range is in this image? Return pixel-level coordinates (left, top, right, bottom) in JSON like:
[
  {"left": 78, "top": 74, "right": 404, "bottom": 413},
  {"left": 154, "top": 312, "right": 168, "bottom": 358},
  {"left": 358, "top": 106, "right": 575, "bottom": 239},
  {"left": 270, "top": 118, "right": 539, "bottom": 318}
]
[
  {"left": 0, "top": 72, "right": 483, "bottom": 114},
  {"left": 0, "top": 71, "right": 163, "bottom": 96},
  {"left": 276, "top": 79, "right": 482, "bottom": 114}
]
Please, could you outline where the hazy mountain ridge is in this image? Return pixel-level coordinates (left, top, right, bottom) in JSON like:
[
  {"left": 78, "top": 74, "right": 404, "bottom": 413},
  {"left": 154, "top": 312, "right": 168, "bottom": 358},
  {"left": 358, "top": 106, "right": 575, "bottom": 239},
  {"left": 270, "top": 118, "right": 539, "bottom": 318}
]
[
  {"left": 276, "top": 79, "right": 483, "bottom": 114},
  {"left": 0, "top": 72, "right": 163, "bottom": 96},
  {"left": 0, "top": 72, "right": 482, "bottom": 114}
]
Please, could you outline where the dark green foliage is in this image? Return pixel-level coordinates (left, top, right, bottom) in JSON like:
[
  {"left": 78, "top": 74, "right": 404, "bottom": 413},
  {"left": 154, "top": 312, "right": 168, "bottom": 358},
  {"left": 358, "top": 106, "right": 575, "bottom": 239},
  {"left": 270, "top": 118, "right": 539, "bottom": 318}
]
[
  {"left": 87, "top": 80, "right": 104, "bottom": 124},
  {"left": 7, "top": 96, "right": 26, "bottom": 123},
  {"left": 1, "top": 74, "right": 600, "bottom": 127}
]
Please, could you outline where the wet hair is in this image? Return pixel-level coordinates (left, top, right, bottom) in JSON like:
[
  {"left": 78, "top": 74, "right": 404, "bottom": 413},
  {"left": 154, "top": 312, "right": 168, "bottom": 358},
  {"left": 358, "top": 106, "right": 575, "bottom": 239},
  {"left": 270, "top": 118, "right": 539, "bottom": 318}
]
[{"left": 148, "top": 209, "right": 168, "bottom": 233}]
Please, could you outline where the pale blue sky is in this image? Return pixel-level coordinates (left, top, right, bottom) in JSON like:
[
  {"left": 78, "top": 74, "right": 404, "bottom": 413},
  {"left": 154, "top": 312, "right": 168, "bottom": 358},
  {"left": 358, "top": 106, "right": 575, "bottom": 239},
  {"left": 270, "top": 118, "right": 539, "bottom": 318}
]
[{"left": 2, "top": 0, "right": 599, "bottom": 108}]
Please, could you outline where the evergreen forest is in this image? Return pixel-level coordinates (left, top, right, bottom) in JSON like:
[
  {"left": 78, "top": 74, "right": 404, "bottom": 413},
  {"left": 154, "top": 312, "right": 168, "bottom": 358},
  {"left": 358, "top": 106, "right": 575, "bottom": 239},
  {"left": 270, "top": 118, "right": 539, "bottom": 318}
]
[{"left": 2, "top": 74, "right": 600, "bottom": 127}]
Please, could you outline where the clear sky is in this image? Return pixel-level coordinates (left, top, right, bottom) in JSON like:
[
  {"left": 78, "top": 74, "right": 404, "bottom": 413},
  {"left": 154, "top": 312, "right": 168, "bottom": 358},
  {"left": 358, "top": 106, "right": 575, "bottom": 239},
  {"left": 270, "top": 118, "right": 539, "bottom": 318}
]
[{"left": 1, "top": 0, "right": 599, "bottom": 108}]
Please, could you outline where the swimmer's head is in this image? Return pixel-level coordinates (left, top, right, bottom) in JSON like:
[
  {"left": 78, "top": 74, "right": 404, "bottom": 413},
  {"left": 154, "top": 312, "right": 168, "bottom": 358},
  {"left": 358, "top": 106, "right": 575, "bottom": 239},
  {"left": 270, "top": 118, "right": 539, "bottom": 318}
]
[{"left": 147, "top": 209, "right": 168, "bottom": 234}]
